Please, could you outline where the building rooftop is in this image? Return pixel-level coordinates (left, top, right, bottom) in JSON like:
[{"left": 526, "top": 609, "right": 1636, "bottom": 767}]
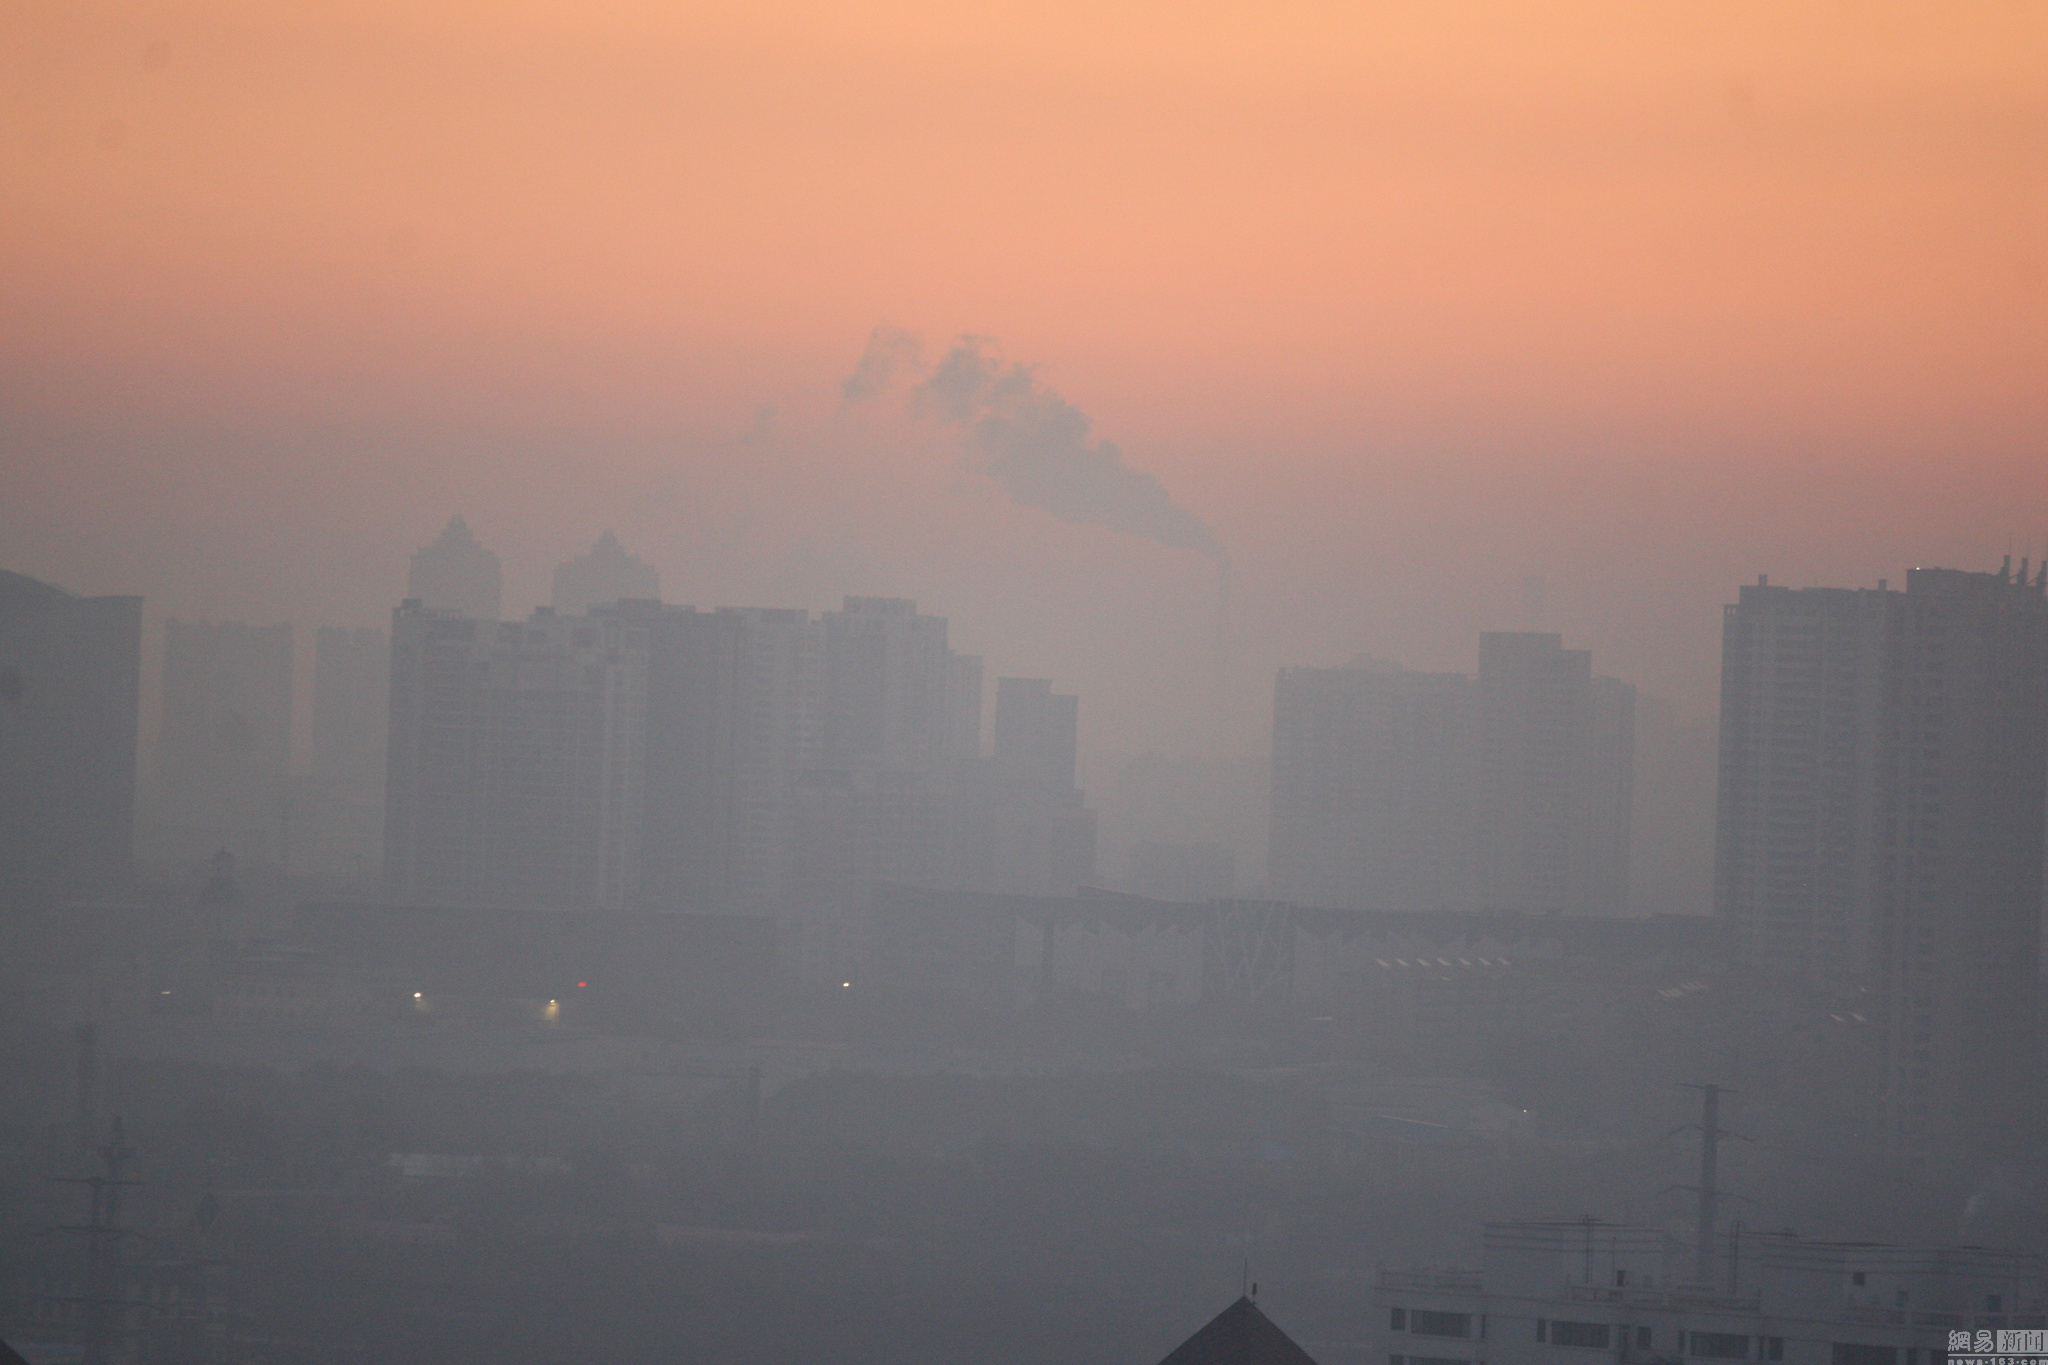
[{"left": 1156, "top": 1296, "right": 1321, "bottom": 1365}]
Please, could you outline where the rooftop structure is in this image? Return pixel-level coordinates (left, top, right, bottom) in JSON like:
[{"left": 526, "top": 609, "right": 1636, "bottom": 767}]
[
  {"left": 406, "top": 515, "right": 502, "bottom": 621},
  {"left": 551, "top": 531, "right": 658, "bottom": 615},
  {"left": 1157, "top": 1296, "right": 1322, "bottom": 1365}
]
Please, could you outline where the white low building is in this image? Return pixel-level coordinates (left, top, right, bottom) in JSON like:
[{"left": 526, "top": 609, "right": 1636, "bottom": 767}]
[{"left": 1374, "top": 1221, "right": 2043, "bottom": 1365}]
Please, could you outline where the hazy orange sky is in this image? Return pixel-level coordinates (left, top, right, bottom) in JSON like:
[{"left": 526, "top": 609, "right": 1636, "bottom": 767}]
[{"left": 5, "top": 0, "right": 2046, "bottom": 761}]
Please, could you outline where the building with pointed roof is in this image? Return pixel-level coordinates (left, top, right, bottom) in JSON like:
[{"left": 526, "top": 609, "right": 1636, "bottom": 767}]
[
  {"left": 552, "top": 530, "right": 659, "bottom": 614},
  {"left": 407, "top": 515, "right": 502, "bottom": 620},
  {"left": 1157, "top": 1296, "right": 1322, "bottom": 1365}
]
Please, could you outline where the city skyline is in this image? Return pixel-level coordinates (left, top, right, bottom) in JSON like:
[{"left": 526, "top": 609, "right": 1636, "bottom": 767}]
[{"left": 7, "top": 5, "right": 2047, "bottom": 1357}]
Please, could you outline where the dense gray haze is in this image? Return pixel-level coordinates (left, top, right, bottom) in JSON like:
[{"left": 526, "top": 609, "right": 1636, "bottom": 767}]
[
  {"left": 6, "top": 506, "right": 2048, "bottom": 1364},
  {"left": 7, "top": 3, "right": 2048, "bottom": 1358}
]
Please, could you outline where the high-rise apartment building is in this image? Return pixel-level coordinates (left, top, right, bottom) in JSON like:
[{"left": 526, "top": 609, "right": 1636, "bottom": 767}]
[
  {"left": 1269, "top": 635, "right": 1633, "bottom": 915},
  {"left": 383, "top": 604, "right": 648, "bottom": 909},
  {"left": 992, "top": 676, "right": 1078, "bottom": 793},
  {"left": 1477, "top": 634, "right": 1635, "bottom": 917},
  {"left": 1271, "top": 662, "right": 1477, "bottom": 912},
  {"left": 633, "top": 603, "right": 822, "bottom": 915},
  {"left": 313, "top": 627, "right": 390, "bottom": 794},
  {"left": 0, "top": 571, "right": 141, "bottom": 895},
  {"left": 552, "top": 531, "right": 659, "bottom": 615},
  {"left": 985, "top": 677, "right": 1097, "bottom": 897},
  {"left": 307, "top": 625, "right": 390, "bottom": 878},
  {"left": 794, "top": 600, "right": 990, "bottom": 963},
  {"left": 157, "top": 619, "right": 294, "bottom": 865},
  {"left": 382, "top": 594, "right": 1097, "bottom": 970},
  {"left": 407, "top": 516, "right": 502, "bottom": 620},
  {"left": 1715, "top": 565, "right": 2048, "bottom": 1154},
  {"left": 820, "top": 597, "right": 963, "bottom": 776}
]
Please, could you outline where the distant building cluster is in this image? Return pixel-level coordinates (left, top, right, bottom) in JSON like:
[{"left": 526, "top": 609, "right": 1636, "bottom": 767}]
[
  {"left": 5, "top": 526, "right": 2047, "bottom": 1166},
  {"left": 1270, "top": 633, "right": 1635, "bottom": 916},
  {"left": 382, "top": 589, "right": 1095, "bottom": 978}
]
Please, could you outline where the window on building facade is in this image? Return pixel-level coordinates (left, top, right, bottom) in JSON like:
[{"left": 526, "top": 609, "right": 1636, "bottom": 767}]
[
  {"left": 1391, "top": 1308, "right": 1408, "bottom": 1331},
  {"left": 1551, "top": 1322, "right": 1612, "bottom": 1349},
  {"left": 1410, "top": 1311, "right": 1473, "bottom": 1339},
  {"left": 1689, "top": 1331, "right": 1753, "bottom": 1359},
  {"left": 1832, "top": 1344, "right": 1899, "bottom": 1365},
  {"left": 1638, "top": 1328, "right": 1654, "bottom": 1352},
  {"left": 1762, "top": 1337, "right": 1784, "bottom": 1361}
]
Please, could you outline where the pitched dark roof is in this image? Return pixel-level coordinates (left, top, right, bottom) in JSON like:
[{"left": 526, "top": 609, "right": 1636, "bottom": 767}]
[
  {"left": 1156, "top": 1296, "right": 1321, "bottom": 1365},
  {"left": 0, "top": 570, "right": 76, "bottom": 614}
]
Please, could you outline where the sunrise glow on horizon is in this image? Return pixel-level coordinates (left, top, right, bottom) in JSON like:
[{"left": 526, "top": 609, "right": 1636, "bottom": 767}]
[{"left": 6, "top": 0, "right": 2045, "bottom": 746}]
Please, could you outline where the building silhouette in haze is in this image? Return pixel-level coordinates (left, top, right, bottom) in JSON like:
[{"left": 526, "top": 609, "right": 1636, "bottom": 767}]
[
  {"left": 157, "top": 619, "right": 294, "bottom": 865},
  {"left": 1715, "top": 564, "right": 2048, "bottom": 1156},
  {"left": 384, "top": 603, "right": 647, "bottom": 909},
  {"left": 382, "top": 595, "right": 1090, "bottom": 961},
  {"left": 986, "top": 676, "right": 1096, "bottom": 897},
  {"left": 1271, "top": 659, "right": 1475, "bottom": 913},
  {"left": 636, "top": 602, "right": 822, "bottom": 917},
  {"left": 307, "top": 625, "right": 390, "bottom": 878},
  {"left": 1270, "top": 634, "right": 1633, "bottom": 915},
  {"left": 1476, "top": 633, "right": 1635, "bottom": 917},
  {"left": 552, "top": 530, "right": 658, "bottom": 614},
  {"left": 0, "top": 570, "right": 141, "bottom": 895},
  {"left": 407, "top": 515, "right": 502, "bottom": 620}
]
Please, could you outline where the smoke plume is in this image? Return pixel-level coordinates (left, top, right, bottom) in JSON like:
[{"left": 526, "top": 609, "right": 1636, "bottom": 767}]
[{"left": 842, "top": 327, "right": 1227, "bottom": 563}]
